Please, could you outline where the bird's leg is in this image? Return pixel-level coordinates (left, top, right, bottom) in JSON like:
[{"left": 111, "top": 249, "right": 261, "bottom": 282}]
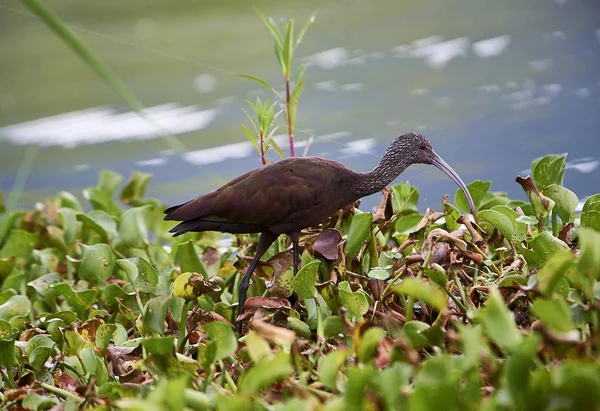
[
  {"left": 290, "top": 231, "right": 300, "bottom": 276},
  {"left": 236, "top": 231, "right": 278, "bottom": 334},
  {"left": 288, "top": 232, "right": 301, "bottom": 308}
]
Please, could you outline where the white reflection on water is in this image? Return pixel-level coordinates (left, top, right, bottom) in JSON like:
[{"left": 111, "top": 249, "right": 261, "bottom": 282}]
[
  {"left": 528, "top": 59, "right": 553, "bottom": 72},
  {"left": 308, "top": 47, "right": 349, "bottom": 69},
  {"left": 182, "top": 132, "right": 351, "bottom": 166},
  {"left": 540, "top": 83, "right": 562, "bottom": 97},
  {"left": 567, "top": 158, "right": 599, "bottom": 173},
  {"left": 520, "top": 158, "right": 599, "bottom": 176},
  {"left": 0, "top": 104, "right": 219, "bottom": 148},
  {"left": 135, "top": 158, "right": 168, "bottom": 167},
  {"left": 409, "top": 37, "right": 470, "bottom": 68},
  {"left": 472, "top": 36, "right": 511, "bottom": 58},
  {"left": 339, "top": 138, "right": 376, "bottom": 158},
  {"left": 572, "top": 88, "right": 591, "bottom": 98}
]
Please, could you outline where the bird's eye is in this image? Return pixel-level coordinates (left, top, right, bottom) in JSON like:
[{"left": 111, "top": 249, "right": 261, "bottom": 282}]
[{"left": 419, "top": 144, "right": 427, "bottom": 150}]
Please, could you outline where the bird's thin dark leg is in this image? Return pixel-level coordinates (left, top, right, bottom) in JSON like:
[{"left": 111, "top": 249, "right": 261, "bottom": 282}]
[
  {"left": 236, "top": 231, "right": 278, "bottom": 334},
  {"left": 288, "top": 232, "right": 301, "bottom": 308},
  {"left": 291, "top": 232, "right": 300, "bottom": 276}
]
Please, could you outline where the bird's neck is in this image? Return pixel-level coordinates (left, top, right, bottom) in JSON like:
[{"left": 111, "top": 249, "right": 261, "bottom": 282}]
[{"left": 354, "top": 152, "right": 410, "bottom": 198}]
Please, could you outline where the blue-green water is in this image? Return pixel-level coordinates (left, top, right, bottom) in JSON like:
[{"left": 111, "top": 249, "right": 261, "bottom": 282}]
[{"left": 1, "top": 0, "right": 599, "bottom": 210}]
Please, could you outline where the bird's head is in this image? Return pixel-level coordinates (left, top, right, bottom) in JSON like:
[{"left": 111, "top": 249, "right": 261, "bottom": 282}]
[{"left": 391, "top": 132, "right": 475, "bottom": 214}]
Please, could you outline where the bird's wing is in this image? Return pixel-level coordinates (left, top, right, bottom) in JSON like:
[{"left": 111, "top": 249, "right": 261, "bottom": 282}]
[{"left": 165, "top": 158, "right": 353, "bottom": 233}]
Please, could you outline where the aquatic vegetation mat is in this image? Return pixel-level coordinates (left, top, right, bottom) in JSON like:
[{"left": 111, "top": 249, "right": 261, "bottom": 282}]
[{"left": 1, "top": 154, "right": 599, "bottom": 410}]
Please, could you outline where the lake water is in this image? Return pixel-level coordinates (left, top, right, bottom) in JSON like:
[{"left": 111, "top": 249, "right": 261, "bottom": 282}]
[{"left": 1, "top": 0, "right": 599, "bottom": 211}]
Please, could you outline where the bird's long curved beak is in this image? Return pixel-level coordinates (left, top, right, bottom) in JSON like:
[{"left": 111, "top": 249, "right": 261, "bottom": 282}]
[{"left": 429, "top": 152, "right": 475, "bottom": 214}]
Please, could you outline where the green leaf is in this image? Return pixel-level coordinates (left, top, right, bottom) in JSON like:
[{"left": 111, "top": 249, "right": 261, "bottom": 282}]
[
  {"left": 141, "top": 336, "right": 175, "bottom": 355},
  {"left": 0, "top": 295, "right": 31, "bottom": 321},
  {"left": 577, "top": 228, "right": 600, "bottom": 281},
  {"left": 119, "top": 205, "right": 151, "bottom": 248},
  {"left": 22, "top": 393, "right": 58, "bottom": 410},
  {"left": 391, "top": 278, "right": 447, "bottom": 312},
  {"left": 372, "top": 363, "right": 412, "bottom": 410},
  {"left": 1, "top": 229, "right": 38, "bottom": 262},
  {"left": 58, "top": 208, "right": 79, "bottom": 245},
  {"left": 287, "top": 317, "right": 311, "bottom": 338},
  {"left": 120, "top": 171, "right": 152, "bottom": 206},
  {"left": 296, "top": 12, "right": 316, "bottom": 48},
  {"left": 142, "top": 295, "right": 172, "bottom": 335},
  {"left": 394, "top": 213, "right": 423, "bottom": 234},
  {"left": 0, "top": 320, "right": 18, "bottom": 369},
  {"left": 423, "top": 263, "right": 448, "bottom": 287},
  {"left": 26, "top": 334, "right": 55, "bottom": 369},
  {"left": 477, "top": 205, "right": 527, "bottom": 242},
  {"left": 529, "top": 232, "right": 569, "bottom": 263},
  {"left": 97, "top": 170, "right": 124, "bottom": 197},
  {"left": 443, "top": 201, "right": 461, "bottom": 232},
  {"left": 245, "top": 331, "right": 272, "bottom": 363},
  {"left": 542, "top": 184, "right": 578, "bottom": 222},
  {"left": 531, "top": 298, "right": 575, "bottom": 333},
  {"left": 27, "top": 272, "right": 62, "bottom": 297},
  {"left": 581, "top": 194, "right": 600, "bottom": 231},
  {"left": 176, "top": 241, "right": 208, "bottom": 276},
  {"left": 455, "top": 180, "right": 491, "bottom": 213},
  {"left": 77, "top": 210, "right": 118, "bottom": 244},
  {"left": 515, "top": 215, "right": 538, "bottom": 225},
  {"left": 235, "top": 73, "right": 278, "bottom": 94},
  {"left": 403, "top": 321, "right": 432, "bottom": 349},
  {"left": 344, "top": 212, "right": 373, "bottom": 259},
  {"left": 96, "top": 323, "right": 118, "bottom": 352},
  {"left": 391, "top": 181, "right": 419, "bottom": 213},
  {"left": 204, "top": 321, "right": 237, "bottom": 361},
  {"left": 0, "top": 211, "right": 25, "bottom": 248},
  {"left": 116, "top": 257, "right": 158, "bottom": 293},
  {"left": 458, "top": 324, "right": 489, "bottom": 371},
  {"left": 238, "top": 351, "right": 293, "bottom": 395},
  {"left": 536, "top": 250, "right": 574, "bottom": 296},
  {"left": 338, "top": 281, "right": 369, "bottom": 320},
  {"left": 504, "top": 335, "right": 541, "bottom": 409},
  {"left": 357, "top": 327, "right": 384, "bottom": 362},
  {"left": 344, "top": 365, "right": 374, "bottom": 409},
  {"left": 56, "top": 190, "right": 82, "bottom": 211},
  {"left": 241, "top": 124, "right": 259, "bottom": 152},
  {"left": 49, "top": 283, "right": 97, "bottom": 317},
  {"left": 78, "top": 243, "right": 115, "bottom": 282},
  {"left": 367, "top": 267, "right": 391, "bottom": 280},
  {"left": 531, "top": 153, "right": 567, "bottom": 188},
  {"left": 323, "top": 316, "right": 345, "bottom": 339},
  {"left": 292, "top": 260, "right": 319, "bottom": 299},
  {"left": 479, "top": 288, "right": 522, "bottom": 352},
  {"left": 83, "top": 187, "right": 122, "bottom": 216},
  {"left": 282, "top": 19, "right": 294, "bottom": 76},
  {"left": 319, "top": 350, "right": 348, "bottom": 391}
]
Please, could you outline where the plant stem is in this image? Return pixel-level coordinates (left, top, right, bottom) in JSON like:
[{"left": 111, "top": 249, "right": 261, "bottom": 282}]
[
  {"left": 0, "top": 367, "right": 15, "bottom": 388},
  {"left": 259, "top": 131, "right": 267, "bottom": 165},
  {"left": 177, "top": 300, "right": 188, "bottom": 354},
  {"left": 551, "top": 211, "right": 559, "bottom": 237},
  {"left": 285, "top": 76, "right": 295, "bottom": 157},
  {"left": 40, "top": 382, "right": 83, "bottom": 403}
]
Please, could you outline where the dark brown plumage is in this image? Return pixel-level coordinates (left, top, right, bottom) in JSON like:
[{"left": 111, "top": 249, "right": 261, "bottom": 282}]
[{"left": 165, "top": 132, "right": 474, "bottom": 333}]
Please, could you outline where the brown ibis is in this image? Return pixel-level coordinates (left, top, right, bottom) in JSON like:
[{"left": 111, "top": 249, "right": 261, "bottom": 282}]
[{"left": 164, "top": 132, "right": 475, "bottom": 332}]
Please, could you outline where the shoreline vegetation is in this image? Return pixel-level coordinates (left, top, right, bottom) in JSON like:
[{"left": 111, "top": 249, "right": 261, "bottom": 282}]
[{"left": 1, "top": 2, "right": 599, "bottom": 410}]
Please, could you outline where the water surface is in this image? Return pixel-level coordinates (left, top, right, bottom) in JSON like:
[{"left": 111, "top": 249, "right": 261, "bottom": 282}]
[{"left": 1, "top": 0, "right": 599, "bottom": 210}]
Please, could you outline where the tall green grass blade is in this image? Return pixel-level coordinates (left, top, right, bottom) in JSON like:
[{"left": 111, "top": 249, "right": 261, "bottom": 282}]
[
  {"left": 19, "top": 0, "right": 186, "bottom": 154},
  {"left": 235, "top": 73, "right": 278, "bottom": 94},
  {"left": 6, "top": 145, "right": 39, "bottom": 210}
]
